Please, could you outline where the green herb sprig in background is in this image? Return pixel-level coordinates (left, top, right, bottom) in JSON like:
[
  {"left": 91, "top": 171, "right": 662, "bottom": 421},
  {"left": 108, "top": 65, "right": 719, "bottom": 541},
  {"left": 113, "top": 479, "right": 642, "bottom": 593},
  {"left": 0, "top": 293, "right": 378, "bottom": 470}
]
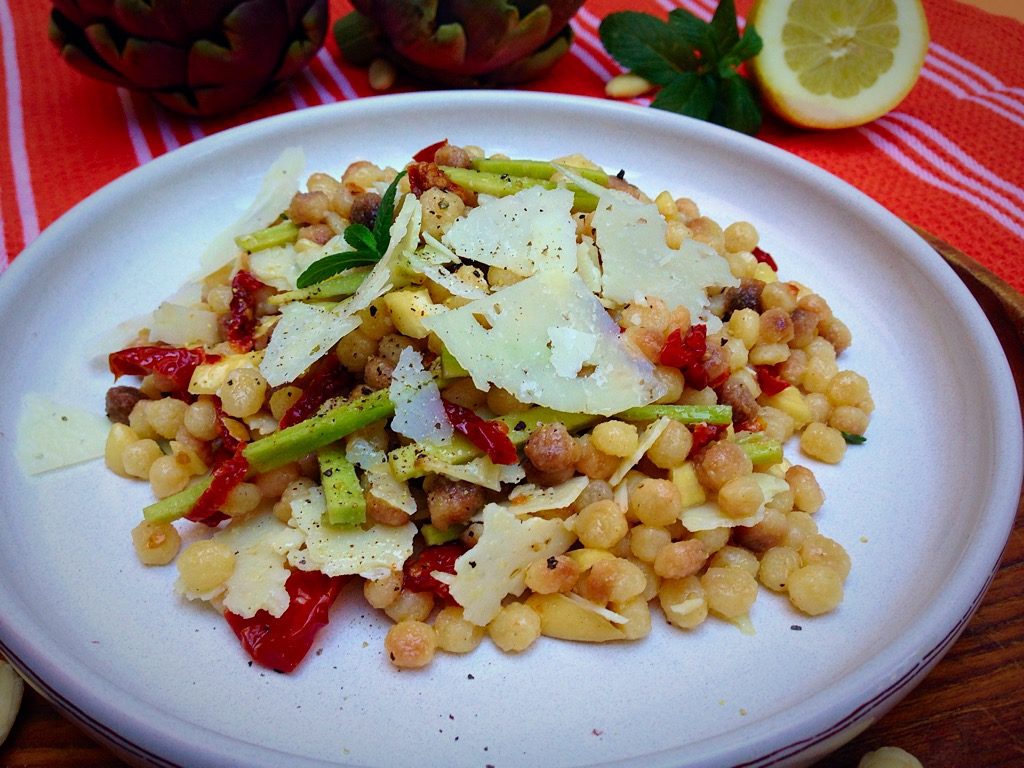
[
  {"left": 599, "top": 0, "right": 763, "bottom": 135},
  {"left": 296, "top": 169, "right": 407, "bottom": 289}
]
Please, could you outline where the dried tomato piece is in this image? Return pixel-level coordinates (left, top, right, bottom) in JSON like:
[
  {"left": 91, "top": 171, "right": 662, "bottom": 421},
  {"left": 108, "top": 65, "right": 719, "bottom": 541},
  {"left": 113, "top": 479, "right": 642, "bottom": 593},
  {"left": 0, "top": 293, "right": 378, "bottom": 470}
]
[
  {"left": 224, "top": 270, "right": 269, "bottom": 352},
  {"left": 279, "top": 358, "right": 348, "bottom": 428},
  {"left": 659, "top": 324, "right": 722, "bottom": 390},
  {"left": 187, "top": 449, "right": 249, "bottom": 526},
  {"left": 688, "top": 423, "right": 728, "bottom": 457},
  {"left": 109, "top": 345, "right": 217, "bottom": 392},
  {"left": 224, "top": 569, "right": 347, "bottom": 673},
  {"left": 413, "top": 139, "right": 448, "bottom": 163},
  {"left": 442, "top": 400, "right": 518, "bottom": 465},
  {"left": 755, "top": 364, "right": 790, "bottom": 396},
  {"left": 403, "top": 542, "right": 467, "bottom": 604},
  {"left": 752, "top": 246, "right": 778, "bottom": 271}
]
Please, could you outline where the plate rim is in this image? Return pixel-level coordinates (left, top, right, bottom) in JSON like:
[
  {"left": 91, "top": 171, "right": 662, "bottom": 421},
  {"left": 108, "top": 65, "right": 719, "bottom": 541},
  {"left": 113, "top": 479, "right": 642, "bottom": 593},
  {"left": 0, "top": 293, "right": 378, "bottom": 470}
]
[{"left": 1, "top": 90, "right": 1020, "bottom": 768}]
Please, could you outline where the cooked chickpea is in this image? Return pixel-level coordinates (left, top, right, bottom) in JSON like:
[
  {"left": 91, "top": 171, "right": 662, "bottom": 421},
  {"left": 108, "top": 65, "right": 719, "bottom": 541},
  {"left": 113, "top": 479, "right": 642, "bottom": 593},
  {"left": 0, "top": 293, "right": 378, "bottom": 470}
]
[
  {"left": 385, "top": 620, "right": 437, "bottom": 668},
  {"left": 786, "top": 465, "right": 824, "bottom": 513},
  {"left": 580, "top": 558, "right": 647, "bottom": 603},
  {"left": 128, "top": 400, "right": 158, "bottom": 440},
  {"left": 254, "top": 463, "right": 301, "bottom": 499},
  {"left": 653, "top": 539, "right": 708, "bottom": 579},
  {"left": 628, "top": 478, "right": 683, "bottom": 527},
  {"left": 708, "top": 546, "right": 759, "bottom": 577},
  {"left": 734, "top": 507, "right": 789, "bottom": 552},
  {"left": 784, "top": 510, "right": 819, "bottom": 549},
  {"left": 104, "top": 423, "right": 138, "bottom": 477},
  {"left": 760, "top": 281, "right": 798, "bottom": 313},
  {"left": 176, "top": 540, "right": 235, "bottom": 593},
  {"left": 724, "top": 221, "right": 758, "bottom": 253},
  {"left": 131, "top": 520, "right": 181, "bottom": 566},
  {"left": 268, "top": 386, "right": 302, "bottom": 422},
  {"left": 760, "top": 406, "right": 795, "bottom": 443},
  {"left": 363, "top": 571, "right": 403, "bottom": 609},
  {"left": 217, "top": 367, "right": 268, "bottom": 419},
  {"left": 148, "top": 454, "right": 190, "bottom": 498},
  {"left": 716, "top": 475, "right": 764, "bottom": 519},
  {"left": 701, "top": 567, "right": 758, "bottom": 619},
  {"left": 819, "top": 316, "right": 852, "bottom": 353},
  {"left": 695, "top": 441, "right": 752, "bottom": 491},
  {"left": 121, "top": 438, "right": 164, "bottom": 479},
  {"left": 183, "top": 397, "right": 219, "bottom": 441},
  {"left": 613, "top": 596, "right": 653, "bottom": 640},
  {"left": 646, "top": 420, "right": 693, "bottom": 469},
  {"left": 727, "top": 308, "right": 760, "bottom": 349},
  {"left": 574, "top": 435, "right": 620, "bottom": 480},
  {"left": 758, "top": 546, "right": 802, "bottom": 592},
  {"left": 384, "top": 589, "right": 434, "bottom": 623},
  {"left": 826, "top": 370, "right": 870, "bottom": 407},
  {"left": 221, "top": 482, "right": 262, "bottom": 518},
  {"left": 420, "top": 187, "right": 466, "bottom": 239},
  {"left": 575, "top": 499, "right": 629, "bottom": 550},
  {"left": 659, "top": 576, "right": 708, "bottom": 630},
  {"left": 787, "top": 564, "right": 844, "bottom": 615},
  {"left": 335, "top": 328, "right": 377, "bottom": 373},
  {"left": 800, "top": 533, "right": 851, "bottom": 580},
  {"left": 525, "top": 554, "right": 580, "bottom": 594},
  {"left": 591, "top": 420, "right": 639, "bottom": 458},
  {"left": 800, "top": 422, "right": 847, "bottom": 464},
  {"left": 829, "top": 405, "right": 869, "bottom": 435},
  {"left": 630, "top": 525, "right": 673, "bottom": 562},
  {"left": 488, "top": 603, "right": 541, "bottom": 653},
  {"left": 146, "top": 397, "right": 188, "bottom": 439},
  {"left": 570, "top": 480, "right": 614, "bottom": 514},
  {"left": 434, "top": 606, "right": 485, "bottom": 653},
  {"left": 692, "top": 526, "right": 730, "bottom": 554}
]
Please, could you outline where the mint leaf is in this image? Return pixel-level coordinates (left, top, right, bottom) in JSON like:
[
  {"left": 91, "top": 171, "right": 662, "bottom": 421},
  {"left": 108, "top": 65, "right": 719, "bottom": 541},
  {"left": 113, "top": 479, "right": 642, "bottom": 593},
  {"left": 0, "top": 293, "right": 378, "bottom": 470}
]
[
  {"left": 652, "top": 72, "right": 717, "bottom": 120},
  {"left": 599, "top": 11, "right": 697, "bottom": 86},
  {"left": 722, "top": 23, "right": 763, "bottom": 68},
  {"left": 295, "top": 251, "right": 381, "bottom": 289},
  {"left": 708, "top": 0, "right": 740, "bottom": 58},
  {"left": 667, "top": 9, "right": 715, "bottom": 61},
  {"left": 372, "top": 169, "right": 406, "bottom": 253},
  {"left": 713, "top": 73, "right": 762, "bottom": 135},
  {"left": 343, "top": 223, "right": 377, "bottom": 253}
]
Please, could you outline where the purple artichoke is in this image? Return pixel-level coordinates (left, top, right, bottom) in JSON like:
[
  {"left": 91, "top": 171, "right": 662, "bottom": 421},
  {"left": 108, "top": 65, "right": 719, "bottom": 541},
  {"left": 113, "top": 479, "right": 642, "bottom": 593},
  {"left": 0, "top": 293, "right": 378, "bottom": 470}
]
[
  {"left": 334, "top": 0, "right": 586, "bottom": 87},
  {"left": 49, "top": 0, "right": 328, "bottom": 116}
]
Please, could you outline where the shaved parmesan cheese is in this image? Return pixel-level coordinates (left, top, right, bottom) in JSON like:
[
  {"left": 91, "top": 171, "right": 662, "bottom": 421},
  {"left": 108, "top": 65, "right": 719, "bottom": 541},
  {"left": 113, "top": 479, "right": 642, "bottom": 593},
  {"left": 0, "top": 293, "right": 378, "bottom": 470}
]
[
  {"left": 594, "top": 192, "right": 737, "bottom": 316},
  {"left": 345, "top": 435, "right": 387, "bottom": 470},
  {"left": 287, "top": 486, "right": 416, "bottom": 579},
  {"left": 258, "top": 195, "right": 422, "bottom": 387},
  {"left": 442, "top": 186, "right": 576, "bottom": 276},
  {"left": 423, "top": 270, "right": 665, "bottom": 416},
  {"left": 189, "top": 351, "right": 264, "bottom": 395},
  {"left": 180, "top": 513, "right": 304, "bottom": 619},
  {"left": 364, "top": 462, "right": 418, "bottom": 515},
  {"left": 548, "top": 326, "right": 598, "bottom": 379},
  {"left": 15, "top": 393, "right": 109, "bottom": 475},
  {"left": 248, "top": 234, "right": 347, "bottom": 291},
  {"left": 576, "top": 236, "right": 602, "bottom": 295},
  {"left": 201, "top": 147, "right": 304, "bottom": 274},
  {"left": 149, "top": 302, "right": 220, "bottom": 346},
  {"left": 389, "top": 347, "right": 452, "bottom": 445},
  {"left": 420, "top": 455, "right": 525, "bottom": 492},
  {"left": 565, "top": 592, "right": 629, "bottom": 624},
  {"left": 502, "top": 476, "right": 590, "bottom": 515},
  {"left": 443, "top": 503, "right": 576, "bottom": 626},
  {"left": 680, "top": 472, "right": 789, "bottom": 532},
  {"left": 259, "top": 301, "right": 360, "bottom": 387},
  {"left": 609, "top": 416, "right": 671, "bottom": 486}
]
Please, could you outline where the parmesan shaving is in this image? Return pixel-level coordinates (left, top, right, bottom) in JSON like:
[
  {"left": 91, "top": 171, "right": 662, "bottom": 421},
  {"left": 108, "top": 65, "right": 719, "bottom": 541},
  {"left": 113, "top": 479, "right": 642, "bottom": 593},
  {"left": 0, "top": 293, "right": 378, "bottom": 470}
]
[
  {"left": 15, "top": 393, "right": 109, "bottom": 475},
  {"left": 565, "top": 592, "right": 629, "bottom": 624},
  {"left": 502, "top": 476, "right": 590, "bottom": 515},
  {"left": 609, "top": 416, "right": 671, "bottom": 485},
  {"left": 388, "top": 347, "right": 452, "bottom": 445},
  {"left": 420, "top": 455, "right": 525, "bottom": 492},
  {"left": 680, "top": 473, "right": 790, "bottom": 532}
]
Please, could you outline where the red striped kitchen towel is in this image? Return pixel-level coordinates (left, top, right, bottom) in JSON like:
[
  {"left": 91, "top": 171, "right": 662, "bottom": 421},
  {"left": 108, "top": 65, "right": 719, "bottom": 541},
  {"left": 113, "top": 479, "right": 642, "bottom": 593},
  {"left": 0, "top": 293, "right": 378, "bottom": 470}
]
[{"left": 1, "top": 0, "right": 1023, "bottom": 294}]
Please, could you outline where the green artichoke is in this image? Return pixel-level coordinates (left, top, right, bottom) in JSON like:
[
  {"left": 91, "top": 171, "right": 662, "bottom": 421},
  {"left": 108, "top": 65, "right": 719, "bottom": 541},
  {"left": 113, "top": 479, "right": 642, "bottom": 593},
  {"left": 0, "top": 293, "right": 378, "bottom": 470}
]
[
  {"left": 49, "top": 0, "right": 328, "bottom": 116},
  {"left": 334, "top": 0, "right": 585, "bottom": 87}
]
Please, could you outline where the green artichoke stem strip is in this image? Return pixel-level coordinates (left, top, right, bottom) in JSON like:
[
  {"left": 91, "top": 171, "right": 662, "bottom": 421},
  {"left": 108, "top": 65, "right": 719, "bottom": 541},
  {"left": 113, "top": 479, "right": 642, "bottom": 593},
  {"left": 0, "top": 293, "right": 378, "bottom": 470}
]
[
  {"left": 389, "top": 407, "right": 598, "bottom": 480},
  {"left": 734, "top": 435, "right": 783, "bottom": 467},
  {"left": 617, "top": 404, "right": 733, "bottom": 425},
  {"left": 421, "top": 523, "right": 465, "bottom": 546},
  {"left": 234, "top": 220, "right": 299, "bottom": 252},
  {"left": 317, "top": 445, "right": 366, "bottom": 527},
  {"left": 269, "top": 269, "right": 369, "bottom": 305},
  {"left": 439, "top": 166, "right": 599, "bottom": 212},
  {"left": 470, "top": 158, "right": 610, "bottom": 186},
  {"left": 143, "top": 389, "right": 394, "bottom": 523}
]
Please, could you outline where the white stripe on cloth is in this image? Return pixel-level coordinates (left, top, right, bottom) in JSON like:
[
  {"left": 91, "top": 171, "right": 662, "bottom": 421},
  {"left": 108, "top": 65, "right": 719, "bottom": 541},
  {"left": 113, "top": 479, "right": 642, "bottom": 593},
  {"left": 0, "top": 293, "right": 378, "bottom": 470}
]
[
  {"left": 883, "top": 111, "right": 1024, "bottom": 207},
  {"left": 287, "top": 81, "right": 308, "bottom": 110},
  {"left": 302, "top": 65, "right": 335, "bottom": 105},
  {"left": 870, "top": 116, "right": 1024, "bottom": 230},
  {"left": 925, "top": 53, "right": 1024, "bottom": 122},
  {"left": 153, "top": 104, "right": 180, "bottom": 154},
  {"left": 575, "top": 8, "right": 622, "bottom": 71},
  {"left": 568, "top": 20, "right": 616, "bottom": 83},
  {"left": 118, "top": 89, "right": 153, "bottom": 166},
  {"left": 861, "top": 125, "right": 1024, "bottom": 240},
  {"left": 920, "top": 65, "right": 1024, "bottom": 128},
  {"left": 929, "top": 41, "right": 1024, "bottom": 100},
  {"left": 1, "top": 0, "right": 39, "bottom": 248},
  {"left": 316, "top": 48, "right": 359, "bottom": 101}
]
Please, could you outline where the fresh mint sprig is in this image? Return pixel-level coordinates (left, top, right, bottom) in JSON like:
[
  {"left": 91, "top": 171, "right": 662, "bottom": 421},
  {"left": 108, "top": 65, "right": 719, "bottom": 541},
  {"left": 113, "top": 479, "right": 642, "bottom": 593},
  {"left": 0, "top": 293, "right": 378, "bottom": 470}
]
[
  {"left": 296, "top": 169, "right": 407, "bottom": 289},
  {"left": 599, "top": 0, "right": 763, "bottom": 135}
]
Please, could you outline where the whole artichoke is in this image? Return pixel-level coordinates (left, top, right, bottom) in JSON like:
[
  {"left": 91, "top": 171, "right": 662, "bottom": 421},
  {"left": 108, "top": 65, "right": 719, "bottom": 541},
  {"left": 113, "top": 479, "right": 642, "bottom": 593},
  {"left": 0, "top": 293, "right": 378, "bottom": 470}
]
[
  {"left": 49, "top": 0, "right": 328, "bottom": 117},
  {"left": 334, "top": 0, "right": 585, "bottom": 87}
]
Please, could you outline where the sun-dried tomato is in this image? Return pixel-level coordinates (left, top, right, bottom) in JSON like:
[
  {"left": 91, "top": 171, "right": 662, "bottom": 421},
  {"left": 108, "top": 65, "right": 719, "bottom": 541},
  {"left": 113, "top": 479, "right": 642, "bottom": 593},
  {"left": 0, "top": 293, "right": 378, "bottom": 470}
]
[
  {"left": 755, "top": 364, "right": 790, "bottom": 396},
  {"left": 659, "top": 324, "right": 722, "bottom": 390},
  {"left": 224, "top": 270, "right": 269, "bottom": 352},
  {"left": 688, "top": 423, "right": 728, "bottom": 457},
  {"left": 412, "top": 139, "right": 448, "bottom": 163},
  {"left": 187, "top": 448, "right": 249, "bottom": 526},
  {"left": 442, "top": 400, "right": 518, "bottom": 465},
  {"left": 752, "top": 246, "right": 778, "bottom": 271},
  {"left": 109, "top": 345, "right": 217, "bottom": 393},
  {"left": 279, "top": 358, "right": 348, "bottom": 428},
  {"left": 403, "top": 542, "right": 467, "bottom": 604},
  {"left": 225, "top": 569, "right": 347, "bottom": 673}
]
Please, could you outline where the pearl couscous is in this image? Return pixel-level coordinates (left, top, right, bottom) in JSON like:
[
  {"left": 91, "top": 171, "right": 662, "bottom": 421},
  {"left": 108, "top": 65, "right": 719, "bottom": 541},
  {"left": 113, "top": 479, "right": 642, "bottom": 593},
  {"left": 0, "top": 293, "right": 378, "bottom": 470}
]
[{"left": 103, "top": 142, "right": 870, "bottom": 672}]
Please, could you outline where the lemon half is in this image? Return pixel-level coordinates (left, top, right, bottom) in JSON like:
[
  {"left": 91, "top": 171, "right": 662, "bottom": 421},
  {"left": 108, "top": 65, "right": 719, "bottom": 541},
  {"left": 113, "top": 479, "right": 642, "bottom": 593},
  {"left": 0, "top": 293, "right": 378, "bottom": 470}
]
[{"left": 750, "top": 0, "right": 929, "bottom": 129}]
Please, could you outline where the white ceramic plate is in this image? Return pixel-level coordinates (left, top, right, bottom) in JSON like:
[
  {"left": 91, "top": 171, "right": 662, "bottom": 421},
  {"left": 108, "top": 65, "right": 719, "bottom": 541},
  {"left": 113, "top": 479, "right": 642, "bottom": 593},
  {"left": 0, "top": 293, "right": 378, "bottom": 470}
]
[{"left": 0, "top": 92, "right": 1019, "bottom": 768}]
